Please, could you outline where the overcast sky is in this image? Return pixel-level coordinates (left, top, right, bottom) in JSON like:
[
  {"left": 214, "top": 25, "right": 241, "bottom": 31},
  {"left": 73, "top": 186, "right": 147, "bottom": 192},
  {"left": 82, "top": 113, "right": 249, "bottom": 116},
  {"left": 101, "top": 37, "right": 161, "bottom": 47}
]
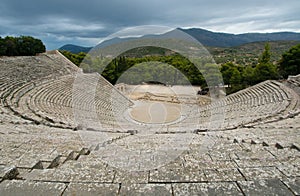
[{"left": 1, "top": 0, "right": 299, "bottom": 49}]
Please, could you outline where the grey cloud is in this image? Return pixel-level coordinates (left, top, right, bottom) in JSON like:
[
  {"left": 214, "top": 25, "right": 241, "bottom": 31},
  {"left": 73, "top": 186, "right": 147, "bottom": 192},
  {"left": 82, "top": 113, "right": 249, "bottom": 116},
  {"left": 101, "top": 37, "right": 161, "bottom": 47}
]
[{"left": 0, "top": 0, "right": 299, "bottom": 49}]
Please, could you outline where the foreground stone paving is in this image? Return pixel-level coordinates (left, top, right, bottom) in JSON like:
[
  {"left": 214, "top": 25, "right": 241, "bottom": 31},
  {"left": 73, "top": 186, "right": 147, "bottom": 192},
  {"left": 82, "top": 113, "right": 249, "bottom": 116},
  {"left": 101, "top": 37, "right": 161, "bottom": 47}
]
[
  {"left": 1, "top": 114, "right": 298, "bottom": 195},
  {"left": 0, "top": 52, "right": 299, "bottom": 195}
]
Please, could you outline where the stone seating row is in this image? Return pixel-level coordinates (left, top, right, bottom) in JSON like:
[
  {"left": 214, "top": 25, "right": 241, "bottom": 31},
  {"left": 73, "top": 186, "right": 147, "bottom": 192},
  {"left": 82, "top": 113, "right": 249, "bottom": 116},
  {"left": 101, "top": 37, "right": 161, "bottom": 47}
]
[
  {"left": 0, "top": 53, "right": 77, "bottom": 83},
  {"left": 168, "top": 80, "right": 299, "bottom": 131},
  {"left": 0, "top": 52, "right": 81, "bottom": 124},
  {"left": 3, "top": 72, "right": 132, "bottom": 129}
]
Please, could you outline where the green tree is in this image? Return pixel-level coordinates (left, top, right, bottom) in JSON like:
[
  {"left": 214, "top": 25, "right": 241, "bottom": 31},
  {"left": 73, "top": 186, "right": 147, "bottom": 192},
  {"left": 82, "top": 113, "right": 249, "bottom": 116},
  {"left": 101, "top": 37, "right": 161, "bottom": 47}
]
[
  {"left": 254, "top": 62, "right": 278, "bottom": 83},
  {"left": 220, "top": 62, "right": 244, "bottom": 94},
  {"left": 278, "top": 44, "right": 300, "bottom": 78},
  {"left": 0, "top": 37, "right": 7, "bottom": 55},
  {"left": 4, "top": 36, "right": 18, "bottom": 56},
  {"left": 101, "top": 53, "right": 206, "bottom": 85},
  {"left": 201, "top": 63, "right": 223, "bottom": 87},
  {"left": 230, "top": 68, "right": 242, "bottom": 85},
  {"left": 242, "top": 65, "right": 255, "bottom": 86},
  {"left": 258, "top": 42, "right": 271, "bottom": 64},
  {"left": 220, "top": 62, "right": 236, "bottom": 85},
  {"left": 0, "top": 36, "right": 45, "bottom": 56},
  {"left": 17, "top": 36, "right": 45, "bottom": 55},
  {"left": 59, "top": 50, "right": 86, "bottom": 66},
  {"left": 229, "top": 68, "right": 243, "bottom": 93},
  {"left": 253, "top": 43, "right": 279, "bottom": 83}
]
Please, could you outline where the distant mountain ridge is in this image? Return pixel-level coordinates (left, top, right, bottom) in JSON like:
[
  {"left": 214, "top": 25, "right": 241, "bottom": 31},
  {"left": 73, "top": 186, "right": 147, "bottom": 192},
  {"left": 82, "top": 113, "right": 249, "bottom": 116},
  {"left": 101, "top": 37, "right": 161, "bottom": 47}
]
[
  {"left": 59, "top": 28, "right": 300, "bottom": 53},
  {"left": 59, "top": 44, "right": 92, "bottom": 53},
  {"left": 180, "top": 28, "right": 300, "bottom": 47}
]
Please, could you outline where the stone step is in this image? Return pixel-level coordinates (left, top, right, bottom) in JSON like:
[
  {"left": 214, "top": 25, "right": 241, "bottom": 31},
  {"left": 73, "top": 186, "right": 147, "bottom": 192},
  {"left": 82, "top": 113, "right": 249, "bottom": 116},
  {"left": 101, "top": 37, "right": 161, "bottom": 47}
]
[{"left": 0, "top": 165, "right": 19, "bottom": 180}]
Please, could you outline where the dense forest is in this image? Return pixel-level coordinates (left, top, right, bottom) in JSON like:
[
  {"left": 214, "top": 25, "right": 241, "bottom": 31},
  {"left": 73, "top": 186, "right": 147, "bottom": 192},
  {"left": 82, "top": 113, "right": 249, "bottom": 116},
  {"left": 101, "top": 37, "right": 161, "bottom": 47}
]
[
  {"left": 0, "top": 36, "right": 45, "bottom": 56},
  {"left": 60, "top": 43, "right": 300, "bottom": 94}
]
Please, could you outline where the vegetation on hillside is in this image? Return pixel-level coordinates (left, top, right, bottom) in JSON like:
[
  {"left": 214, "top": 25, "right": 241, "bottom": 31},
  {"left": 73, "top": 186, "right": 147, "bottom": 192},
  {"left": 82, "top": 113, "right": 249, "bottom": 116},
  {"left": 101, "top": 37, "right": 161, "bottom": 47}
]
[
  {"left": 101, "top": 54, "right": 206, "bottom": 85},
  {"left": 208, "top": 40, "right": 300, "bottom": 65},
  {"left": 220, "top": 43, "right": 279, "bottom": 93},
  {"left": 59, "top": 50, "right": 86, "bottom": 66},
  {"left": 279, "top": 44, "right": 300, "bottom": 78},
  {"left": 61, "top": 42, "right": 300, "bottom": 94},
  {"left": 0, "top": 36, "right": 45, "bottom": 56}
]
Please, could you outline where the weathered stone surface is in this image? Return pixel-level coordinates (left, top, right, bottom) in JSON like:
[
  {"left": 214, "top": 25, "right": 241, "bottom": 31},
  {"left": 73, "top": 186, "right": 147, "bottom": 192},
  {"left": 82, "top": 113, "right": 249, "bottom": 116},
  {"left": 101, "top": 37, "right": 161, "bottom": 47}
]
[
  {"left": 25, "top": 166, "right": 115, "bottom": 183},
  {"left": 238, "top": 179, "right": 294, "bottom": 196},
  {"left": 204, "top": 168, "right": 245, "bottom": 181},
  {"left": 208, "top": 143, "right": 242, "bottom": 161},
  {"left": 235, "top": 147, "right": 275, "bottom": 160},
  {"left": 25, "top": 158, "right": 114, "bottom": 183},
  {"left": 0, "top": 148, "right": 23, "bottom": 165},
  {"left": 234, "top": 158, "right": 280, "bottom": 168},
  {"left": 120, "top": 183, "right": 172, "bottom": 196},
  {"left": 11, "top": 158, "right": 42, "bottom": 169},
  {"left": 114, "top": 170, "right": 149, "bottom": 183},
  {"left": 267, "top": 147, "right": 300, "bottom": 160},
  {"left": 239, "top": 167, "right": 284, "bottom": 180},
  {"left": 63, "top": 182, "right": 119, "bottom": 196},
  {"left": 279, "top": 156, "right": 300, "bottom": 166},
  {"left": 277, "top": 165, "right": 300, "bottom": 177},
  {"left": 173, "top": 182, "right": 243, "bottom": 195},
  {"left": 282, "top": 177, "right": 300, "bottom": 195},
  {"left": 0, "top": 180, "right": 66, "bottom": 196},
  {"left": 14, "top": 168, "right": 31, "bottom": 179},
  {"left": 149, "top": 168, "right": 206, "bottom": 183},
  {"left": 0, "top": 165, "right": 18, "bottom": 180}
]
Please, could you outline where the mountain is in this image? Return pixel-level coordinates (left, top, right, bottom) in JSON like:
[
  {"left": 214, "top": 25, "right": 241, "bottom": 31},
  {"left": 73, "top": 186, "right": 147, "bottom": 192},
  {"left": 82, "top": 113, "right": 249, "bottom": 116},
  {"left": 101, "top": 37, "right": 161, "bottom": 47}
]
[
  {"left": 180, "top": 28, "right": 300, "bottom": 47},
  {"left": 59, "top": 28, "right": 300, "bottom": 53},
  {"left": 59, "top": 44, "right": 92, "bottom": 53}
]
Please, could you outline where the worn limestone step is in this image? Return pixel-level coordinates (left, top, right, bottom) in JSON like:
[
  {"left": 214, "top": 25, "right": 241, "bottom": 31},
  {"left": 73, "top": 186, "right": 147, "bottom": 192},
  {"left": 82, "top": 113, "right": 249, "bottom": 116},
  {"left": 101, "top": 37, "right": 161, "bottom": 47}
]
[
  {"left": 0, "top": 165, "right": 19, "bottom": 181},
  {"left": 0, "top": 180, "right": 67, "bottom": 196}
]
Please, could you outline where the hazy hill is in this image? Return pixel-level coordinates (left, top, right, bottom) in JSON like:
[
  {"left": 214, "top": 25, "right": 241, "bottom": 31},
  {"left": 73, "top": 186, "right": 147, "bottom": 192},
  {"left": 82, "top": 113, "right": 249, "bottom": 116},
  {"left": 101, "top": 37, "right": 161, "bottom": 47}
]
[
  {"left": 59, "top": 28, "right": 300, "bottom": 53},
  {"left": 180, "top": 28, "right": 300, "bottom": 47},
  {"left": 59, "top": 44, "right": 92, "bottom": 54}
]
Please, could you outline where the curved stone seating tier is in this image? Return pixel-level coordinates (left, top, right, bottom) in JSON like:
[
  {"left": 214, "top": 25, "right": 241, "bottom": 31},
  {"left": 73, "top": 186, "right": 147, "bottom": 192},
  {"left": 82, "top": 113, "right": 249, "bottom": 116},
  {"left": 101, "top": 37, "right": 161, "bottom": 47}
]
[
  {"left": 284, "top": 74, "right": 300, "bottom": 99},
  {"left": 71, "top": 73, "right": 133, "bottom": 128},
  {"left": 168, "top": 80, "right": 299, "bottom": 131},
  {"left": 0, "top": 52, "right": 79, "bottom": 93},
  {"left": 289, "top": 79, "right": 300, "bottom": 87},
  {"left": 12, "top": 76, "right": 293, "bottom": 132},
  {"left": 288, "top": 74, "right": 300, "bottom": 85},
  {"left": 0, "top": 51, "right": 80, "bottom": 122},
  {"left": 4, "top": 72, "right": 133, "bottom": 129},
  {"left": 0, "top": 80, "right": 25, "bottom": 106},
  {"left": 1, "top": 51, "right": 299, "bottom": 133},
  {"left": 0, "top": 78, "right": 42, "bottom": 124},
  {"left": 222, "top": 111, "right": 300, "bottom": 149},
  {"left": 0, "top": 52, "right": 79, "bottom": 83}
]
